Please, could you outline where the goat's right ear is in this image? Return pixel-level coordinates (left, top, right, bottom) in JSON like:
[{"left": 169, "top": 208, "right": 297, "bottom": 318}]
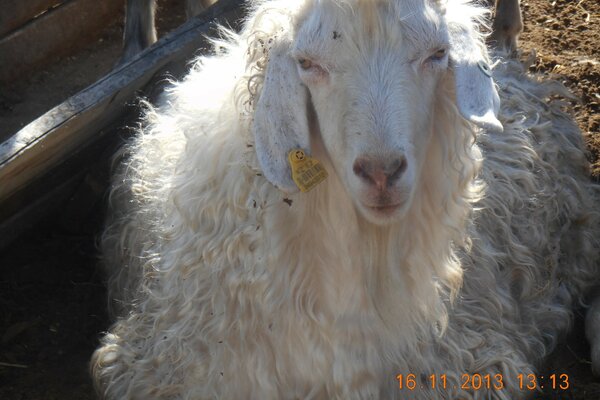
[
  {"left": 252, "top": 41, "right": 310, "bottom": 194},
  {"left": 448, "top": 23, "right": 504, "bottom": 133}
]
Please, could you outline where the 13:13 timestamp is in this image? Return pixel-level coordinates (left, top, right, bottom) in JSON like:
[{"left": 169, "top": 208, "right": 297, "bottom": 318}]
[{"left": 518, "top": 373, "right": 569, "bottom": 390}]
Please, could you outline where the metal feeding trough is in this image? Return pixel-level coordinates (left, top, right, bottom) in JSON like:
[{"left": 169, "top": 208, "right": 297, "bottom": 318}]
[{"left": 0, "top": 0, "right": 245, "bottom": 249}]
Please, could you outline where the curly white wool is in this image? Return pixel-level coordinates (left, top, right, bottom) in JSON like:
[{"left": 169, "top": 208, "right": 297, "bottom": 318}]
[{"left": 92, "top": 0, "right": 600, "bottom": 399}]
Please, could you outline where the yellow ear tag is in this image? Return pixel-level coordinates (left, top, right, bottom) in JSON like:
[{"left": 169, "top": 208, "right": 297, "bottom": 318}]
[{"left": 287, "top": 149, "right": 328, "bottom": 192}]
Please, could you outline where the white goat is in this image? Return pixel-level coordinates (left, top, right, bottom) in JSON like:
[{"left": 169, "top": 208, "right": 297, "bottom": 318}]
[{"left": 92, "top": 0, "right": 600, "bottom": 398}]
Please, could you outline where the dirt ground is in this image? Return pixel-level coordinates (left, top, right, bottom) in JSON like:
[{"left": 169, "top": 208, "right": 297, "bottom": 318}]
[
  {"left": 0, "top": 0, "right": 599, "bottom": 399},
  {"left": 520, "top": 0, "right": 600, "bottom": 181}
]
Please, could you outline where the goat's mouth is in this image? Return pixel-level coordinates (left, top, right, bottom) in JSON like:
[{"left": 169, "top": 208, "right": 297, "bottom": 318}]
[
  {"left": 356, "top": 189, "right": 412, "bottom": 223},
  {"left": 352, "top": 182, "right": 413, "bottom": 223},
  {"left": 359, "top": 201, "right": 406, "bottom": 221},
  {"left": 364, "top": 203, "right": 401, "bottom": 215}
]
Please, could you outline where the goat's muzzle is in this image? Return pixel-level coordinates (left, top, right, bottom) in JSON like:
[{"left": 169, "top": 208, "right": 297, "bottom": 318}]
[{"left": 352, "top": 154, "right": 411, "bottom": 220}]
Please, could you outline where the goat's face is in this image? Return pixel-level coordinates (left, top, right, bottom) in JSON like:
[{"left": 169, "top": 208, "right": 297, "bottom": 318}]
[
  {"left": 292, "top": 2, "right": 451, "bottom": 223},
  {"left": 252, "top": 0, "right": 502, "bottom": 225}
]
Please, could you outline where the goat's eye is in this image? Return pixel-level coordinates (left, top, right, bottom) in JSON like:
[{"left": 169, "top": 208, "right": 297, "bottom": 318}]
[
  {"left": 428, "top": 48, "right": 447, "bottom": 62},
  {"left": 298, "top": 58, "right": 313, "bottom": 70},
  {"left": 295, "top": 57, "right": 329, "bottom": 84}
]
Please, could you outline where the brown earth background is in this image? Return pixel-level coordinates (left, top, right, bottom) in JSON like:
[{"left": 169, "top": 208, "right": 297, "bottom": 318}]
[{"left": 0, "top": 0, "right": 599, "bottom": 398}]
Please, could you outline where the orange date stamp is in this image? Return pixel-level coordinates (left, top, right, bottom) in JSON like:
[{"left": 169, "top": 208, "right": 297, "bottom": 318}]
[{"left": 396, "top": 373, "right": 570, "bottom": 391}]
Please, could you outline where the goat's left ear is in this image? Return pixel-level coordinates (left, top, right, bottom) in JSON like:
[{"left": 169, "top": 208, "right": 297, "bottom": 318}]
[
  {"left": 448, "top": 23, "right": 504, "bottom": 133},
  {"left": 252, "top": 40, "right": 310, "bottom": 193}
]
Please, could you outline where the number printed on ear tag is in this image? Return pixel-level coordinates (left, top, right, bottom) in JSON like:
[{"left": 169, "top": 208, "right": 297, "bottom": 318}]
[{"left": 288, "top": 149, "right": 328, "bottom": 192}]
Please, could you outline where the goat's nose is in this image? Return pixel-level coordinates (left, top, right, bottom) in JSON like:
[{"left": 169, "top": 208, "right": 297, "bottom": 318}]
[{"left": 353, "top": 156, "right": 407, "bottom": 190}]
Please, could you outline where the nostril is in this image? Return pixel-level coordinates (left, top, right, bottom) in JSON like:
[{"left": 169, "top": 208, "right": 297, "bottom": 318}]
[
  {"left": 387, "top": 157, "right": 407, "bottom": 184},
  {"left": 353, "top": 159, "right": 372, "bottom": 182}
]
